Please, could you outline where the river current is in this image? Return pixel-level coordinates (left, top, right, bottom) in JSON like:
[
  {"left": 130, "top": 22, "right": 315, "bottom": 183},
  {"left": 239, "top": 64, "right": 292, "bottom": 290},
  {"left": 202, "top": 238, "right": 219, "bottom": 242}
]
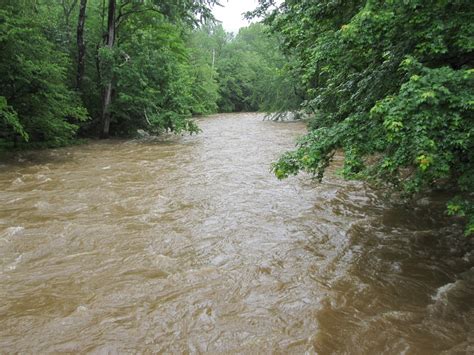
[{"left": 1, "top": 113, "right": 473, "bottom": 353}]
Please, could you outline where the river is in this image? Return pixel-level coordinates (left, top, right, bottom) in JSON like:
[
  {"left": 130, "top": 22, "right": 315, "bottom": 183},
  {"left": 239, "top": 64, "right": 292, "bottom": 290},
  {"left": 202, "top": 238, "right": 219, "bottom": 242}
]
[{"left": 0, "top": 113, "right": 473, "bottom": 353}]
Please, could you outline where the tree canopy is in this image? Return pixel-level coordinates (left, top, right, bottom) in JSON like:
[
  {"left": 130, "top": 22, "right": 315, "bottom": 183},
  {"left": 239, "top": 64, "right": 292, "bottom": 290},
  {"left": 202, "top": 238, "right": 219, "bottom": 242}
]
[{"left": 254, "top": 0, "right": 473, "bottom": 234}]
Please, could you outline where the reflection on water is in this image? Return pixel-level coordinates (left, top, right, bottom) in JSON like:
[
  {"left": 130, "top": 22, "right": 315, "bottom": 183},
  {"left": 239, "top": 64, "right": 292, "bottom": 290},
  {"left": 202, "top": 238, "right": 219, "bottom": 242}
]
[{"left": 0, "top": 113, "right": 473, "bottom": 353}]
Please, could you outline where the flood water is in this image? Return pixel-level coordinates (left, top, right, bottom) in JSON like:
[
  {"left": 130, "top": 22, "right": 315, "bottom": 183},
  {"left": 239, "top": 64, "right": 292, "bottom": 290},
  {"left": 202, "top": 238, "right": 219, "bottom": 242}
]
[{"left": 1, "top": 113, "right": 473, "bottom": 353}]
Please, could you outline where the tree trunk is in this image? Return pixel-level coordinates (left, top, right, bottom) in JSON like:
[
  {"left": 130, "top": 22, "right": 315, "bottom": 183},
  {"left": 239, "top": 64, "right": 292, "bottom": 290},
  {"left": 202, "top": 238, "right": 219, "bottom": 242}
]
[
  {"left": 100, "top": 0, "right": 116, "bottom": 139},
  {"left": 61, "top": 0, "right": 79, "bottom": 45},
  {"left": 76, "top": 0, "right": 87, "bottom": 90}
]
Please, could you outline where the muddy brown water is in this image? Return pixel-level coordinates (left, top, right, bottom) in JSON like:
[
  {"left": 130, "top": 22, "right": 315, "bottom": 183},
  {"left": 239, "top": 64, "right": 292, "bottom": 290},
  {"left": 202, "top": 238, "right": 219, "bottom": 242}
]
[{"left": 0, "top": 113, "right": 473, "bottom": 353}]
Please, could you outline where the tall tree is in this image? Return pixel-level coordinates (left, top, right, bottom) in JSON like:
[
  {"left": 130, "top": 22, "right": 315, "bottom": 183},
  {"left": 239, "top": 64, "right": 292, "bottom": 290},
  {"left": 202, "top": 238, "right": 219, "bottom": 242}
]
[
  {"left": 97, "top": 0, "right": 219, "bottom": 138},
  {"left": 100, "top": 0, "right": 116, "bottom": 138},
  {"left": 59, "top": 0, "right": 79, "bottom": 45},
  {"left": 0, "top": 1, "right": 88, "bottom": 148},
  {"left": 76, "top": 0, "right": 88, "bottom": 90}
]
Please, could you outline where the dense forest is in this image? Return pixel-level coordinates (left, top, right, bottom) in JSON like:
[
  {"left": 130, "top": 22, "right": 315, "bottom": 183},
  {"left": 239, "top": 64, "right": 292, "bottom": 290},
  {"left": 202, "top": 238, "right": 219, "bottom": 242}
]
[
  {"left": 0, "top": 0, "right": 473, "bottom": 233},
  {"left": 0, "top": 0, "right": 291, "bottom": 147}
]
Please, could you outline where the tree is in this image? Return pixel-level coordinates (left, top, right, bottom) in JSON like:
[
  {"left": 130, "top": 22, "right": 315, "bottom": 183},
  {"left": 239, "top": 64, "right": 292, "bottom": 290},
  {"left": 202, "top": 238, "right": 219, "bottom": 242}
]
[
  {"left": 211, "top": 23, "right": 299, "bottom": 113},
  {"left": 99, "top": 0, "right": 116, "bottom": 138},
  {"left": 258, "top": 0, "right": 474, "bottom": 234},
  {"left": 97, "top": 0, "right": 219, "bottom": 138},
  {"left": 0, "top": 1, "right": 88, "bottom": 148},
  {"left": 76, "top": 0, "right": 88, "bottom": 90}
]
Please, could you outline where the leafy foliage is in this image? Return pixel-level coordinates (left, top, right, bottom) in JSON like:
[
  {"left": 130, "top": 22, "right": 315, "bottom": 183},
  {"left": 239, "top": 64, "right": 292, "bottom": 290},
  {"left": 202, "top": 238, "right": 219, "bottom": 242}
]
[
  {"left": 215, "top": 23, "right": 301, "bottom": 113},
  {"left": 0, "top": 0, "right": 291, "bottom": 146},
  {"left": 0, "top": 0, "right": 224, "bottom": 146},
  {"left": 110, "top": 15, "right": 201, "bottom": 135},
  {"left": 0, "top": 3, "right": 88, "bottom": 148},
  {"left": 260, "top": 0, "right": 474, "bottom": 234},
  {"left": 187, "top": 25, "right": 224, "bottom": 115}
]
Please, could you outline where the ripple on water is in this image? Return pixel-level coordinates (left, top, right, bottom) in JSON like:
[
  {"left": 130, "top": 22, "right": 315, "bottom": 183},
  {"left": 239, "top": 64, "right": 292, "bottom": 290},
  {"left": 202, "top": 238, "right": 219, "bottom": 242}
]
[{"left": 0, "top": 113, "right": 472, "bottom": 353}]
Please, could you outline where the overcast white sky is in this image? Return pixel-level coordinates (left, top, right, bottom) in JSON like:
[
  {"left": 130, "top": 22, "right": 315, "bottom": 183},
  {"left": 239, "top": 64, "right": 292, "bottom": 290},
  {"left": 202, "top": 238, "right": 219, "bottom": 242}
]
[{"left": 212, "top": 0, "right": 261, "bottom": 33}]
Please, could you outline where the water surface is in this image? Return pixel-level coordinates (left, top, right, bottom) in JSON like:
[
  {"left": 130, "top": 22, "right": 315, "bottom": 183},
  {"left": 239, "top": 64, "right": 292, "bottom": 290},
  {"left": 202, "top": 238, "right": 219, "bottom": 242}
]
[{"left": 1, "top": 113, "right": 473, "bottom": 353}]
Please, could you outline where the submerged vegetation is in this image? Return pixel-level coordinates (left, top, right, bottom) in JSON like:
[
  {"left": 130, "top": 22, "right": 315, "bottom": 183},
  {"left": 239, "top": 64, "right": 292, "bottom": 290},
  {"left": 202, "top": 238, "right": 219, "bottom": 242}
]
[{"left": 0, "top": 0, "right": 472, "bottom": 233}]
